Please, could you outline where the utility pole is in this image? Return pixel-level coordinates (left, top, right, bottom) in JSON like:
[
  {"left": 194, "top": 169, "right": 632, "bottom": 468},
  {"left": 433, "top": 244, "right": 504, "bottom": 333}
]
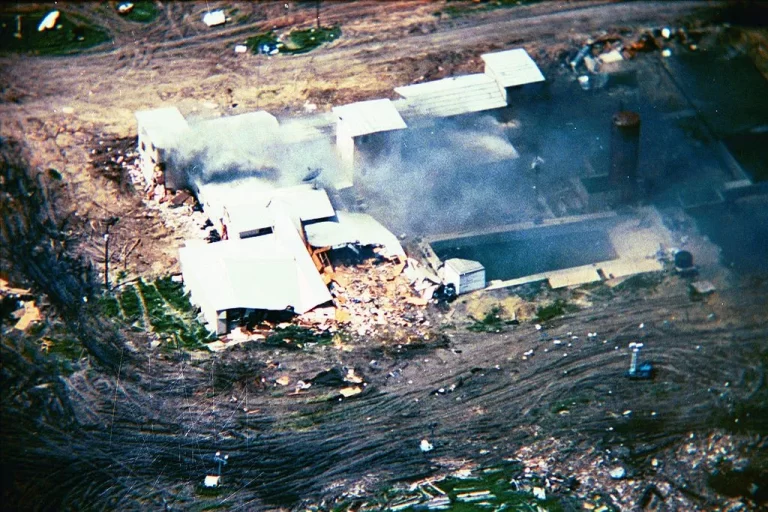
[{"left": 103, "top": 217, "right": 119, "bottom": 291}]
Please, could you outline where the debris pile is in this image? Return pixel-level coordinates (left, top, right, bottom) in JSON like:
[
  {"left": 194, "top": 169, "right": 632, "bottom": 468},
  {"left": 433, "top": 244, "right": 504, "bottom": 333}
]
[
  {"left": 567, "top": 27, "right": 700, "bottom": 90},
  {"left": 89, "top": 135, "right": 138, "bottom": 187},
  {"left": 510, "top": 432, "right": 764, "bottom": 511},
  {"left": 105, "top": 140, "right": 211, "bottom": 242},
  {"left": 298, "top": 257, "right": 432, "bottom": 341},
  {"left": 0, "top": 278, "right": 40, "bottom": 331}
]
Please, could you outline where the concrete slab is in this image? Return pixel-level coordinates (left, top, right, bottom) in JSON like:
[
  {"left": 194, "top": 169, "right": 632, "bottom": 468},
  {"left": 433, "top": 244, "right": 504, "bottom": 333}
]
[{"left": 548, "top": 267, "right": 602, "bottom": 289}]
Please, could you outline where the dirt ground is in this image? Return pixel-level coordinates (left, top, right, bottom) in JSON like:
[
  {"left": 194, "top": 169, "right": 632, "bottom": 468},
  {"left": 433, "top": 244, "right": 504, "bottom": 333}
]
[{"left": 2, "top": 1, "right": 768, "bottom": 511}]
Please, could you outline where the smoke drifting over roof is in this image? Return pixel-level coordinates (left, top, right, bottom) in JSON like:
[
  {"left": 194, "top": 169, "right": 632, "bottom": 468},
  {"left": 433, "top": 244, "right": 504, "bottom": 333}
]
[
  {"left": 170, "top": 114, "right": 343, "bottom": 192},
  {"left": 357, "top": 115, "right": 528, "bottom": 236}
]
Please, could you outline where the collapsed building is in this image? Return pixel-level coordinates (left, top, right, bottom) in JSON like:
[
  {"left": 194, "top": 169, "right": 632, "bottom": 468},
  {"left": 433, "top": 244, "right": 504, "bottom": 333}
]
[
  {"left": 134, "top": 46, "right": 705, "bottom": 336},
  {"left": 134, "top": 48, "right": 546, "bottom": 335}
]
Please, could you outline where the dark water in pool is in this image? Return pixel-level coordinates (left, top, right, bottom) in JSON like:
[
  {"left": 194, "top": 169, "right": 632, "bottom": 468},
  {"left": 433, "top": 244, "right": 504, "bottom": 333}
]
[{"left": 431, "top": 228, "right": 617, "bottom": 281}]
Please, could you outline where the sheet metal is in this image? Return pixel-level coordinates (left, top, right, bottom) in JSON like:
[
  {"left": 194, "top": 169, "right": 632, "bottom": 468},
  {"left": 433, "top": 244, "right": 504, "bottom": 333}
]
[
  {"left": 394, "top": 74, "right": 507, "bottom": 119},
  {"left": 333, "top": 99, "right": 407, "bottom": 138},
  {"left": 481, "top": 48, "right": 546, "bottom": 88},
  {"left": 304, "top": 211, "right": 405, "bottom": 258}
]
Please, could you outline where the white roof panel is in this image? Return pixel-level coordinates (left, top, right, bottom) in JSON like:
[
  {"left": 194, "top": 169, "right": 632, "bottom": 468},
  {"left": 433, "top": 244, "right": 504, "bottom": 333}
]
[
  {"left": 135, "top": 107, "right": 189, "bottom": 149},
  {"left": 445, "top": 258, "right": 484, "bottom": 274},
  {"left": 395, "top": 74, "right": 507, "bottom": 118},
  {"left": 333, "top": 99, "right": 407, "bottom": 138},
  {"left": 304, "top": 211, "right": 405, "bottom": 259},
  {"left": 197, "top": 111, "right": 279, "bottom": 133},
  {"left": 199, "top": 180, "right": 335, "bottom": 234},
  {"left": 481, "top": 48, "right": 545, "bottom": 88},
  {"left": 179, "top": 217, "right": 332, "bottom": 314}
]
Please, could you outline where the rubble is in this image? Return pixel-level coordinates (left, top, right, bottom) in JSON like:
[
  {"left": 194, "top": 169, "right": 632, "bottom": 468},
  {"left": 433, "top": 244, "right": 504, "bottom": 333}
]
[{"left": 297, "top": 257, "right": 432, "bottom": 342}]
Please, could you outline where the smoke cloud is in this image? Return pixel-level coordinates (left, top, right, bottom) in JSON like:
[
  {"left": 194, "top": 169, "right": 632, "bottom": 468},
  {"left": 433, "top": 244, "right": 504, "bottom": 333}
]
[
  {"left": 357, "top": 114, "right": 534, "bottom": 236},
  {"left": 169, "top": 114, "right": 344, "bottom": 194}
]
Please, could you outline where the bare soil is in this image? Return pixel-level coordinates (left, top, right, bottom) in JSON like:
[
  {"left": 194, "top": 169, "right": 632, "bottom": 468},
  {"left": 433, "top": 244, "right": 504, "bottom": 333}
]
[{"left": 1, "top": 1, "right": 767, "bottom": 511}]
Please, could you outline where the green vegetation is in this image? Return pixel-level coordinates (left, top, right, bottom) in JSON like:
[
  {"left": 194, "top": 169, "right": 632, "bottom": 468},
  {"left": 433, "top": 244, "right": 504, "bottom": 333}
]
[
  {"left": 99, "top": 295, "right": 122, "bottom": 319},
  {"left": 107, "top": 278, "right": 213, "bottom": 350},
  {"left": 536, "top": 299, "right": 577, "bottom": 322},
  {"left": 121, "top": 2, "right": 158, "bottom": 23},
  {"left": 245, "top": 25, "right": 341, "bottom": 56},
  {"left": 117, "top": 285, "right": 144, "bottom": 326},
  {"left": 332, "top": 462, "right": 580, "bottom": 511},
  {"left": 0, "top": 10, "right": 110, "bottom": 55},
  {"left": 468, "top": 305, "right": 517, "bottom": 332},
  {"left": 284, "top": 25, "right": 341, "bottom": 54}
]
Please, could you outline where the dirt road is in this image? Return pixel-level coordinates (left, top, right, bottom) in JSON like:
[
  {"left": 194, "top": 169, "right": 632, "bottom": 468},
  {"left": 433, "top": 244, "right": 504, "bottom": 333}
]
[{"left": 1, "top": 1, "right": 718, "bottom": 135}]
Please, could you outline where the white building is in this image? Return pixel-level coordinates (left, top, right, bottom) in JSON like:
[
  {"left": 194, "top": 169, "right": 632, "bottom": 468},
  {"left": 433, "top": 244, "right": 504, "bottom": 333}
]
[
  {"left": 333, "top": 99, "right": 407, "bottom": 186},
  {"left": 134, "top": 107, "right": 189, "bottom": 189},
  {"left": 481, "top": 48, "right": 546, "bottom": 102}
]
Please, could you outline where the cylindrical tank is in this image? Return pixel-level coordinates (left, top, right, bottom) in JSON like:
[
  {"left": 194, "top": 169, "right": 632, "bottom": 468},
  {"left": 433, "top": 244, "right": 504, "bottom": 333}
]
[
  {"left": 609, "top": 111, "right": 641, "bottom": 201},
  {"left": 674, "top": 250, "right": 694, "bottom": 269}
]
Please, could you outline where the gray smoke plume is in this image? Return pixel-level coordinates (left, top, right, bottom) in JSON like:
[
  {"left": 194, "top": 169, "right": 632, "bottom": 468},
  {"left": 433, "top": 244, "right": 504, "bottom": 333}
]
[
  {"left": 169, "top": 113, "right": 343, "bottom": 193},
  {"left": 356, "top": 114, "right": 532, "bottom": 236}
]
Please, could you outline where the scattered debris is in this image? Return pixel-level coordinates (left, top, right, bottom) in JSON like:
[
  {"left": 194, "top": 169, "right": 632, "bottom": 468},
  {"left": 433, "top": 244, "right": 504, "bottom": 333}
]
[
  {"left": 339, "top": 386, "right": 362, "bottom": 398},
  {"left": 691, "top": 280, "right": 716, "bottom": 295},
  {"left": 609, "top": 467, "right": 626, "bottom": 480},
  {"left": 117, "top": 2, "right": 134, "bottom": 15},
  {"left": 37, "top": 11, "right": 60, "bottom": 32},
  {"left": 202, "top": 10, "right": 226, "bottom": 28}
]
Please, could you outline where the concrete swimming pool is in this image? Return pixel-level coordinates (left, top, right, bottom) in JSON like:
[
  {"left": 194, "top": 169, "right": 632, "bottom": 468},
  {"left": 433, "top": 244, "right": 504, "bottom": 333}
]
[{"left": 423, "top": 209, "right": 672, "bottom": 290}]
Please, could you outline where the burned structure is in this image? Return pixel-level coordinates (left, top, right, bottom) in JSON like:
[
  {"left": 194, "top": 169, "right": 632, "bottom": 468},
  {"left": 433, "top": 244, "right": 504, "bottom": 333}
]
[
  {"left": 609, "top": 111, "right": 642, "bottom": 202},
  {"left": 132, "top": 46, "right": 696, "bottom": 336}
]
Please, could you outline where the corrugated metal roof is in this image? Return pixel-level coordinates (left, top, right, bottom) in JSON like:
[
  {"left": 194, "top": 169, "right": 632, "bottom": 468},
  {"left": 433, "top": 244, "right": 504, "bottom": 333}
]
[
  {"left": 333, "top": 99, "right": 407, "bottom": 138},
  {"left": 135, "top": 107, "right": 189, "bottom": 148},
  {"left": 198, "top": 180, "right": 335, "bottom": 235},
  {"left": 481, "top": 48, "right": 545, "bottom": 88},
  {"left": 394, "top": 74, "right": 507, "bottom": 119},
  {"left": 304, "top": 211, "right": 405, "bottom": 259},
  {"left": 179, "top": 212, "right": 332, "bottom": 315},
  {"left": 445, "top": 258, "right": 484, "bottom": 274},
  {"left": 196, "top": 111, "right": 279, "bottom": 133}
]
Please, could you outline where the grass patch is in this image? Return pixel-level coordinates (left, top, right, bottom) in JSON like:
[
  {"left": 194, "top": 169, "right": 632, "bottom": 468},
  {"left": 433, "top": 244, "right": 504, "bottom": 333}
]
[
  {"left": 283, "top": 25, "right": 341, "bottom": 54},
  {"left": 536, "top": 299, "right": 577, "bottom": 322},
  {"left": 121, "top": 2, "right": 158, "bottom": 23},
  {"left": 118, "top": 285, "right": 144, "bottom": 326},
  {"left": 154, "top": 276, "right": 194, "bottom": 314},
  {"left": 246, "top": 25, "right": 341, "bottom": 55},
  {"left": 333, "top": 461, "right": 580, "bottom": 510},
  {"left": 112, "top": 278, "right": 210, "bottom": 349},
  {"left": 138, "top": 279, "right": 210, "bottom": 350},
  {"left": 99, "top": 295, "right": 122, "bottom": 319},
  {"left": 468, "top": 305, "right": 517, "bottom": 333},
  {"left": 0, "top": 10, "right": 110, "bottom": 55}
]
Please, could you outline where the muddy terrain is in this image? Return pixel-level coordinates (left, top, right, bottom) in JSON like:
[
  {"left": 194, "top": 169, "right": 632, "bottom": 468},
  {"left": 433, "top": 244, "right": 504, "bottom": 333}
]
[{"left": 2, "top": 1, "right": 767, "bottom": 511}]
